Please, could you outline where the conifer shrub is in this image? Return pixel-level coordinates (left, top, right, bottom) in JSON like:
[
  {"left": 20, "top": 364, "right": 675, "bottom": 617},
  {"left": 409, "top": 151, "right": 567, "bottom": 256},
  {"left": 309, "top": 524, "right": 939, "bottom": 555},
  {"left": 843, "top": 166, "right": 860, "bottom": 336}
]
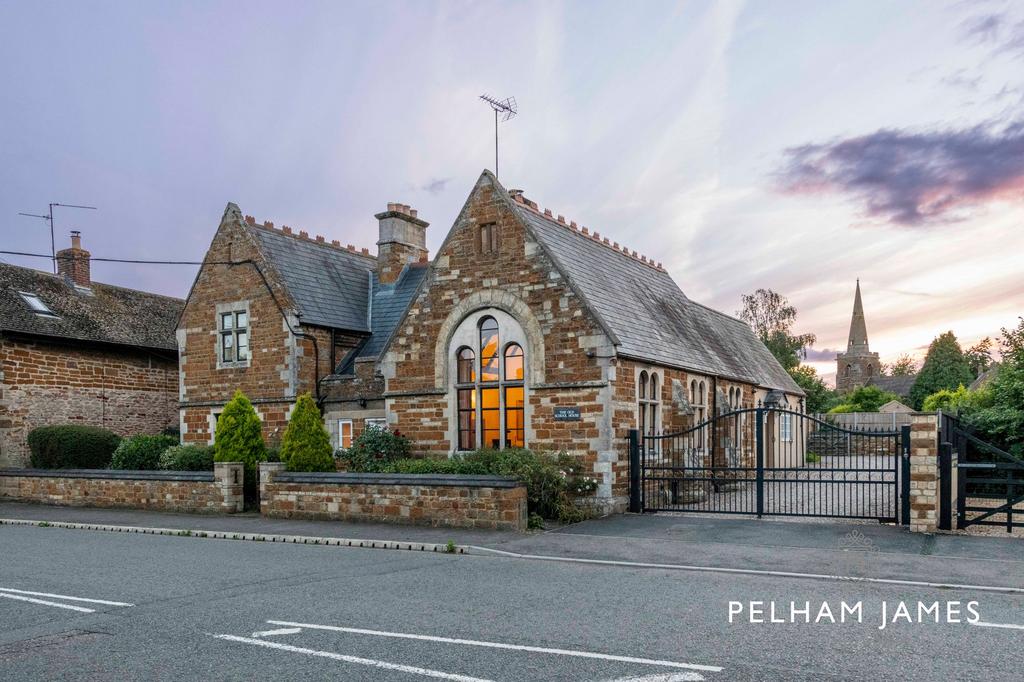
[
  {"left": 213, "top": 390, "right": 266, "bottom": 506},
  {"left": 281, "top": 394, "right": 335, "bottom": 472},
  {"left": 27, "top": 425, "right": 121, "bottom": 469},
  {"left": 110, "top": 435, "right": 178, "bottom": 470}
]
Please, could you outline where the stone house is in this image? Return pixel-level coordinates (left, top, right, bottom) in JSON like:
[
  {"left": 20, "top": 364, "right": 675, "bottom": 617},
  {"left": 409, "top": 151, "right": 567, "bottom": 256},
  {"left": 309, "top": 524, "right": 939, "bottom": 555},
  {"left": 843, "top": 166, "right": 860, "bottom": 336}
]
[
  {"left": 0, "top": 233, "right": 182, "bottom": 467},
  {"left": 182, "top": 171, "right": 802, "bottom": 512}
]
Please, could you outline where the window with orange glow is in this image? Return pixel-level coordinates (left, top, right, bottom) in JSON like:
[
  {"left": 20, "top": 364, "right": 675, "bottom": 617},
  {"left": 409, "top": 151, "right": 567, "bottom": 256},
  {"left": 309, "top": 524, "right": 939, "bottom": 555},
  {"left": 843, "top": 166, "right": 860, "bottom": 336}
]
[{"left": 453, "top": 316, "right": 527, "bottom": 450}]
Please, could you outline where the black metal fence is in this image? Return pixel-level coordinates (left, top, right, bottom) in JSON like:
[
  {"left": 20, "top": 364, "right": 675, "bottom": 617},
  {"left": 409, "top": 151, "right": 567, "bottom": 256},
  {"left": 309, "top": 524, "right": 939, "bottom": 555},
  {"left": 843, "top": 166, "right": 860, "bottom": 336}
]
[{"left": 629, "top": 407, "right": 907, "bottom": 523}]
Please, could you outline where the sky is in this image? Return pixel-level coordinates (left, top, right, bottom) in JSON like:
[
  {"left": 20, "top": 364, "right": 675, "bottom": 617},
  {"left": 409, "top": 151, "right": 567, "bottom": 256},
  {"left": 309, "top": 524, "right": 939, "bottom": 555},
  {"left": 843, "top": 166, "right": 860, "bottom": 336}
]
[{"left": 1, "top": 0, "right": 1022, "bottom": 385}]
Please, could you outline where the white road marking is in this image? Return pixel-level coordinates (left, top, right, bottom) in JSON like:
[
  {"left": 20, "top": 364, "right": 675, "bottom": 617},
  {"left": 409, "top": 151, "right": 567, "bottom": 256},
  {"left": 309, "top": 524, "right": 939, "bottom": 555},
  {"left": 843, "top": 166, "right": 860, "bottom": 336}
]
[
  {"left": 0, "top": 587, "right": 134, "bottom": 607},
  {"left": 466, "top": 547, "right": 1024, "bottom": 596},
  {"left": 0, "top": 592, "right": 95, "bottom": 613},
  {"left": 972, "top": 621, "right": 1024, "bottom": 631},
  {"left": 252, "top": 627, "right": 303, "bottom": 638},
  {"left": 604, "top": 674, "right": 705, "bottom": 682},
  {"left": 265, "top": 620, "right": 723, "bottom": 673},
  {"left": 211, "top": 634, "right": 493, "bottom": 682}
]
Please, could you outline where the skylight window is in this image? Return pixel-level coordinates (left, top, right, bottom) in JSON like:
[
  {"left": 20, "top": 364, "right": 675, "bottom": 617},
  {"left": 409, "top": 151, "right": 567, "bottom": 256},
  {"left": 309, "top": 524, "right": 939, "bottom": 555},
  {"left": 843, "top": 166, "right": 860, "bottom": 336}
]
[{"left": 19, "top": 292, "right": 57, "bottom": 317}]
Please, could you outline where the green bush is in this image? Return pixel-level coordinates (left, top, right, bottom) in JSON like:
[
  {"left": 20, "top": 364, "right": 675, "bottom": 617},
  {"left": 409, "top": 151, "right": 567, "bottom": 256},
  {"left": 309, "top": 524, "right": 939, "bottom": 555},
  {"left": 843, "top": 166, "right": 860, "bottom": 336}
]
[
  {"left": 110, "top": 435, "right": 178, "bottom": 470},
  {"left": 805, "top": 452, "right": 821, "bottom": 464},
  {"left": 159, "top": 445, "right": 214, "bottom": 471},
  {"left": 213, "top": 390, "right": 266, "bottom": 471},
  {"left": 341, "top": 426, "right": 411, "bottom": 471},
  {"left": 281, "top": 394, "right": 335, "bottom": 472},
  {"left": 830, "top": 385, "right": 900, "bottom": 413},
  {"left": 343, "top": 447, "right": 593, "bottom": 523},
  {"left": 213, "top": 390, "right": 266, "bottom": 507},
  {"left": 27, "top": 425, "right": 121, "bottom": 469}
]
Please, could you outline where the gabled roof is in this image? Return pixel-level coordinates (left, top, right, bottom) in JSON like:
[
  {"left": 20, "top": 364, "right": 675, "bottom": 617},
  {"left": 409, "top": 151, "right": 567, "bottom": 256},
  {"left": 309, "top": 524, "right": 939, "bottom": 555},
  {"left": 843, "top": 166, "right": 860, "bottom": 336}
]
[
  {"left": 510, "top": 194, "right": 803, "bottom": 394},
  {"left": 245, "top": 220, "right": 376, "bottom": 332},
  {"left": 0, "top": 262, "right": 182, "bottom": 352},
  {"left": 868, "top": 374, "right": 917, "bottom": 398}
]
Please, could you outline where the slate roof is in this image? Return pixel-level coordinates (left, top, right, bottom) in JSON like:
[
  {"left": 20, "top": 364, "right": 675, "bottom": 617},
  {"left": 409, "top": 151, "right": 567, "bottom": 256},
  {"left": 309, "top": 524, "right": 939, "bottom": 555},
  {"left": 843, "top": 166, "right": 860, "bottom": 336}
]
[
  {"left": 0, "top": 262, "right": 182, "bottom": 352},
  {"left": 248, "top": 224, "right": 376, "bottom": 332},
  {"left": 513, "top": 202, "right": 803, "bottom": 394},
  {"left": 358, "top": 264, "right": 429, "bottom": 362},
  {"left": 868, "top": 374, "right": 916, "bottom": 398}
]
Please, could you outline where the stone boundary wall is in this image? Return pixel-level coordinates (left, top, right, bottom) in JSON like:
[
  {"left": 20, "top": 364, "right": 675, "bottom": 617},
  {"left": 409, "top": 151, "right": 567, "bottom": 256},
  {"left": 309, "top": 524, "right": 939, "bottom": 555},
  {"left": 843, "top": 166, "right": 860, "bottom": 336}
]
[
  {"left": 0, "top": 463, "right": 244, "bottom": 513},
  {"left": 260, "top": 463, "right": 527, "bottom": 531}
]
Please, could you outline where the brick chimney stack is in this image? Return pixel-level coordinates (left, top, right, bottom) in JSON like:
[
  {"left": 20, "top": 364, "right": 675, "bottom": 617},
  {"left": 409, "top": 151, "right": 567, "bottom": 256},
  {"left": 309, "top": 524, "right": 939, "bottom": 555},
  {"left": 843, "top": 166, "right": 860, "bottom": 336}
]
[
  {"left": 375, "top": 203, "right": 428, "bottom": 284},
  {"left": 56, "top": 230, "right": 91, "bottom": 287}
]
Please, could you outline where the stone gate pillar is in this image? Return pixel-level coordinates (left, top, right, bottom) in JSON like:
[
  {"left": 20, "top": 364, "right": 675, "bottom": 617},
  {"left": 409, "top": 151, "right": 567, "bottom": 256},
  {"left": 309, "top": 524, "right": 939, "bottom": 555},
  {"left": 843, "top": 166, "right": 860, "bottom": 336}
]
[{"left": 909, "top": 414, "right": 939, "bottom": 533}]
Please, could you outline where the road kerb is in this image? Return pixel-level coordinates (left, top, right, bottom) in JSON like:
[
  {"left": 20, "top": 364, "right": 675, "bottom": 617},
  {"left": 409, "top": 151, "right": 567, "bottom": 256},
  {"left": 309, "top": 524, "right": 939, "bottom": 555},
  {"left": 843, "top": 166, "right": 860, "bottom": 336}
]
[{"left": 0, "top": 517, "right": 466, "bottom": 554}]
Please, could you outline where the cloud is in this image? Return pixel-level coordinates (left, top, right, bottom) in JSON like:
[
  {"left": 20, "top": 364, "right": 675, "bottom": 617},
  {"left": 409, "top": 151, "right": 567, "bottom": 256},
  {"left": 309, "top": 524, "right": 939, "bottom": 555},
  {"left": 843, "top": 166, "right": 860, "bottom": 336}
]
[
  {"left": 959, "top": 12, "right": 1024, "bottom": 56},
  {"left": 774, "top": 121, "right": 1024, "bottom": 226},
  {"left": 420, "top": 177, "right": 452, "bottom": 195},
  {"left": 803, "top": 347, "right": 840, "bottom": 362},
  {"left": 959, "top": 13, "right": 1004, "bottom": 44}
]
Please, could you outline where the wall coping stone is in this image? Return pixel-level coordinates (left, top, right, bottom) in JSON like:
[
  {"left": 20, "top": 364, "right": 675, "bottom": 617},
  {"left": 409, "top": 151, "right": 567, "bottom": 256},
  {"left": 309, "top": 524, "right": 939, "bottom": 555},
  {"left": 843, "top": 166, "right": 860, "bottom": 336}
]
[
  {"left": 0, "top": 468, "right": 215, "bottom": 482},
  {"left": 272, "top": 472, "right": 522, "bottom": 488}
]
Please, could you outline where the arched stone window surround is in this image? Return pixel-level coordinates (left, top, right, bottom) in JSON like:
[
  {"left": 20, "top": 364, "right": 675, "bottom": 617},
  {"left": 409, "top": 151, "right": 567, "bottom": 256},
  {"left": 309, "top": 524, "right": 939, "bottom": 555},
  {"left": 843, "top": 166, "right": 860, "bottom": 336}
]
[
  {"left": 636, "top": 368, "right": 662, "bottom": 437},
  {"left": 433, "top": 290, "right": 545, "bottom": 390},
  {"left": 448, "top": 309, "right": 530, "bottom": 451}
]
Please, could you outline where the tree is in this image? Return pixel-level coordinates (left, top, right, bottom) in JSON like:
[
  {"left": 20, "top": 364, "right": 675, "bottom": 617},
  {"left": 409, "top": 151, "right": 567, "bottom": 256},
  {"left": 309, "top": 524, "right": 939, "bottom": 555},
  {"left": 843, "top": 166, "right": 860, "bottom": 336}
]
[
  {"left": 963, "top": 318, "right": 1024, "bottom": 457},
  {"left": 739, "top": 289, "right": 816, "bottom": 371},
  {"left": 882, "top": 354, "right": 917, "bottom": 377},
  {"left": 828, "top": 385, "right": 900, "bottom": 413},
  {"left": 964, "top": 337, "right": 994, "bottom": 377},
  {"left": 909, "top": 332, "right": 975, "bottom": 409},
  {"left": 280, "top": 393, "right": 335, "bottom": 472},
  {"left": 788, "top": 365, "right": 840, "bottom": 413}
]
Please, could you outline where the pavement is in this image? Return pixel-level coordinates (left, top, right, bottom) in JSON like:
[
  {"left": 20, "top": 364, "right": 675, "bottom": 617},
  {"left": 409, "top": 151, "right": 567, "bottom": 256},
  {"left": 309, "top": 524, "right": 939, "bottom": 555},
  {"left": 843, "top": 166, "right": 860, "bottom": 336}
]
[{"left": 2, "top": 502, "right": 1023, "bottom": 680}]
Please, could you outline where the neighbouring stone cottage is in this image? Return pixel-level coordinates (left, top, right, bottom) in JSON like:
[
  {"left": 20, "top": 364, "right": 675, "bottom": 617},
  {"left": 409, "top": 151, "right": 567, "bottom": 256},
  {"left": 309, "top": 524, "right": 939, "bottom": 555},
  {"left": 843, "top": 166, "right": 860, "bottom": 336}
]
[
  {"left": 0, "top": 232, "right": 183, "bottom": 467},
  {"left": 181, "top": 171, "right": 803, "bottom": 512}
]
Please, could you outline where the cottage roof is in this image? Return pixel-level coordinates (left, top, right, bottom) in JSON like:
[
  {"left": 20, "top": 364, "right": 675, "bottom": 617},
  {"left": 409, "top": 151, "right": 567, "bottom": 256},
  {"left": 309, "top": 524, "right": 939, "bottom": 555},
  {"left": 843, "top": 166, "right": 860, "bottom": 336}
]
[
  {"left": 246, "top": 219, "right": 376, "bottom": 332},
  {"left": 868, "top": 374, "right": 917, "bottom": 398},
  {"left": 0, "top": 262, "right": 182, "bottom": 352}
]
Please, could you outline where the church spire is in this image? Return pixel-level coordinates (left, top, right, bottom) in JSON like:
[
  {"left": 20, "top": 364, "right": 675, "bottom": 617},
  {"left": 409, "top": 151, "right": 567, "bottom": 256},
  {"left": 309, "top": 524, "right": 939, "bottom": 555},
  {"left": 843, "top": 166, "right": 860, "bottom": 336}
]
[{"left": 847, "top": 279, "right": 870, "bottom": 352}]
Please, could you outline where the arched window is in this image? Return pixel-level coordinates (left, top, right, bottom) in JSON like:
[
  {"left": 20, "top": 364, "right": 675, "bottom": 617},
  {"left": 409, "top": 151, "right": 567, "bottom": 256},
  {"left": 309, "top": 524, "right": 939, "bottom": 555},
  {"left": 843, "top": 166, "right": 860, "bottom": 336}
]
[
  {"left": 845, "top": 364, "right": 852, "bottom": 377},
  {"left": 867, "top": 364, "right": 874, "bottom": 377},
  {"left": 457, "top": 347, "right": 475, "bottom": 384},
  {"left": 638, "top": 370, "right": 659, "bottom": 436},
  {"left": 454, "top": 316, "right": 527, "bottom": 450},
  {"left": 638, "top": 371, "right": 649, "bottom": 436},
  {"left": 697, "top": 381, "right": 707, "bottom": 447}
]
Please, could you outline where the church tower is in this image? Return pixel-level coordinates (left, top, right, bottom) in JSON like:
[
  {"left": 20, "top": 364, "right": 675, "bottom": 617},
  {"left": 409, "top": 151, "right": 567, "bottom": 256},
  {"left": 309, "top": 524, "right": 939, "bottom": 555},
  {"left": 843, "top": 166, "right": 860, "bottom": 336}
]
[{"left": 835, "top": 280, "right": 880, "bottom": 392}]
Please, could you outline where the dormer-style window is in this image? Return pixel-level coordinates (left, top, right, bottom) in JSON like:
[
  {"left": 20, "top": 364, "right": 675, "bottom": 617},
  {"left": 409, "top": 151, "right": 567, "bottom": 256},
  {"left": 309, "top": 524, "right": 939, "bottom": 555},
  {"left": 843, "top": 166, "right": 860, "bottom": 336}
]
[
  {"left": 480, "top": 223, "right": 498, "bottom": 254},
  {"left": 19, "top": 292, "right": 57, "bottom": 317},
  {"left": 219, "top": 308, "right": 249, "bottom": 364}
]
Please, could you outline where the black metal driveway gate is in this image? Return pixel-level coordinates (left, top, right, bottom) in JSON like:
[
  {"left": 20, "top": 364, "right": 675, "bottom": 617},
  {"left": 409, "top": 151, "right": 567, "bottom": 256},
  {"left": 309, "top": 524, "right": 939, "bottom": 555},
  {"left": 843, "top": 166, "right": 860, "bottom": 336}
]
[
  {"left": 941, "top": 413, "right": 1024, "bottom": 533},
  {"left": 628, "top": 407, "right": 909, "bottom": 523}
]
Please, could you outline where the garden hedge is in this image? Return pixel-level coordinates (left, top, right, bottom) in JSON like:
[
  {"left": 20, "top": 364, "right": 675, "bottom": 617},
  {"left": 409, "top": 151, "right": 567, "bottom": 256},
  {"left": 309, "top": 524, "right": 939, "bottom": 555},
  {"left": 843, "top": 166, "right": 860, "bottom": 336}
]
[{"left": 27, "top": 425, "right": 121, "bottom": 469}]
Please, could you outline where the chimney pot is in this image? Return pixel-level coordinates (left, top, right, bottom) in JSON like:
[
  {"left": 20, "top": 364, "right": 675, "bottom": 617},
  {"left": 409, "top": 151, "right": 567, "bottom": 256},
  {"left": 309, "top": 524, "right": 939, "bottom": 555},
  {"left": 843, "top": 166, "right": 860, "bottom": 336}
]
[
  {"left": 543, "top": 208, "right": 552, "bottom": 217},
  {"left": 331, "top": 239, "right": 340, "bottom": 247},
  {"left": 375, "top": 201, "right": 428, "bottom": 284},
  {"left": 264, "top": 221, "right": 273, "bottom": 229},
  {"left": 299, "top": 230, "right": 309, "bottom": 239},
  {"left": 282, "top": 226, "right": 292, "bottom": 234},
  {"left": 557, "top": 215, "right": 565, "bottom": 224},
  {"left": 56, "top": 231, "right": 91, "bottom": 287}
]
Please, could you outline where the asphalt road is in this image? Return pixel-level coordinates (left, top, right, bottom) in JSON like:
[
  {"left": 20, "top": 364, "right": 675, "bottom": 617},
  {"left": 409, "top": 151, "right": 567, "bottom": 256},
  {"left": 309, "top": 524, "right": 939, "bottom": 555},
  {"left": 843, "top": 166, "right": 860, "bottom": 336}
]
[{"left": 1, "top": 524, "right": 1022, "bottom": 681}]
